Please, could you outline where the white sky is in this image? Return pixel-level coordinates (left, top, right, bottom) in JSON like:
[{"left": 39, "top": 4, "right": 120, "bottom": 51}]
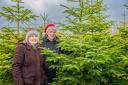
[
  {"left": 23, "top": 0, "right": 67, "bottom": 14},
  {"left": 0, "top": 0, "right": 69, "bottom": 27},
  {"left": 1, "top": 0, "right": 68, "bottom": 14},
  {"left": 0, "top": 0, "right": 128, "bottom": 28}
]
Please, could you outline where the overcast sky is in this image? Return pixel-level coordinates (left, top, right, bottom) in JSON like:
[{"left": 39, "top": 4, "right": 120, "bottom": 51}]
[{"left": 0, "top": 0, "right": 128, "bottom": 28}]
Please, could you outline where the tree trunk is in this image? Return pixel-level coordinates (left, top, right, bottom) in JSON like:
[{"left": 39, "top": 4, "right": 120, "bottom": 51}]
[
  {"left": 17, "top": 0, "right": 20, "bottom": 34},
  {"left": 16, "top": 20, "right": 20, "bottom": 34}
]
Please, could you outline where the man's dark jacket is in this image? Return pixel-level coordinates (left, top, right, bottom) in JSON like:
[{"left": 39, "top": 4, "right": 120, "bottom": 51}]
[{"left": 42, "top": 35, "right": 60, "bottom": 83}]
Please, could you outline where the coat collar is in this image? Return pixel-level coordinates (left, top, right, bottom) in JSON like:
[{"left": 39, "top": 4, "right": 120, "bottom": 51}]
[
  {"left": 18, "top": 41, "right": 31, "bottom": 50},
  {"left": 43, "top": 34, "right": 58, "bottom": 43}
]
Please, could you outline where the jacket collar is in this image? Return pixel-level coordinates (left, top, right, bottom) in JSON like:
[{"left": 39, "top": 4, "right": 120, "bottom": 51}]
[
  {"left": 18, "top": 41, "right": 31, "bottom": 50},
  {"left": 43, "top": 34, "right": 57, "bottom": 42}
]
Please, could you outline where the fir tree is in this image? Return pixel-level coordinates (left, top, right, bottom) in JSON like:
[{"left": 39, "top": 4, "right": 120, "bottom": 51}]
[
  {"left": 45, "top": 0, "right": 127, "bottom": 85},
  {"left": 60, "top": 0, "right": 111, "bottom": 34},
  {"left": 0, "top": 27, "right": 25, "bottom": 85},
  {"left": 0, "top": 0, "right": 37, "bottom": 34}
]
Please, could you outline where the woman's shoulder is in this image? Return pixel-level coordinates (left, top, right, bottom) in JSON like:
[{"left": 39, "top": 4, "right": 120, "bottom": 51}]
[
  {"left": 14, "top": 41, "right": 27, "bottom": 53},
  {"left": 16, "top": 41, "right": 27, "bottom": 48}
]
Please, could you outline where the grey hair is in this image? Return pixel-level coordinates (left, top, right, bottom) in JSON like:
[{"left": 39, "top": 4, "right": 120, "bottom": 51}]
[
  {"left": 25, "top": 31, "right": 39, "bottom": 43},
  {"left": 46, "top": 26, "right": 56, "bottom": 31}
]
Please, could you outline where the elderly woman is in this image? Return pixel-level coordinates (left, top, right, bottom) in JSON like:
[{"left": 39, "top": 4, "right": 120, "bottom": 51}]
[{"left": 12, "top": 29, "right": 47, "bottom": 85}]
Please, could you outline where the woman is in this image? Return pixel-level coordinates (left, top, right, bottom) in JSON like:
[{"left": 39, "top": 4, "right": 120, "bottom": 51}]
[{"left": 12, "top": 29, "right": 47, "bottom": 85}]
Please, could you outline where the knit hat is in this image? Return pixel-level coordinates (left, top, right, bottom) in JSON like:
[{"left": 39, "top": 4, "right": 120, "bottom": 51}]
[
  {"left": 25, "top": 29, "right": 39, "bottom": 43},
  {"left": 44, "top": 23, "right": 56, "bottom": 33}
]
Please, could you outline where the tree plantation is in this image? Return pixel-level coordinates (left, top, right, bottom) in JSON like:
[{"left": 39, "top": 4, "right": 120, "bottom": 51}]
[{"left": 0, "top": 0, "right": 128, "bottom": 85}]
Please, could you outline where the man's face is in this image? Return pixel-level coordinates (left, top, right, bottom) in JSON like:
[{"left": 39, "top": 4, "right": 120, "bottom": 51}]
[{"left": 46, "top": 29, "right": 56, "bottom": 41}]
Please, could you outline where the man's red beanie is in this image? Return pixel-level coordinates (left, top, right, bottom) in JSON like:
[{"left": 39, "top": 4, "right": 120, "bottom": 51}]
[{"left": 44, "top": 23, "right": 56, "bottom": 33}]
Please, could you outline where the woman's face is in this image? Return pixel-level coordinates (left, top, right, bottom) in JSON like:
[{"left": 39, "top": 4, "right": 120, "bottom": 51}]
[{"left": 28, "top": 35, "right": 39, "bottom": 45}]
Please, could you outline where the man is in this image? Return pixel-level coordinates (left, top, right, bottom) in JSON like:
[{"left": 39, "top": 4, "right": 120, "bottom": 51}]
[{"left": 42, "top": 23, "right": 59, "bottom": 84}]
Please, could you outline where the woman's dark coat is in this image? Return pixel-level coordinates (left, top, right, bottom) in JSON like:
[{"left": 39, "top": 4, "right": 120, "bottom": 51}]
[{"left": 12, "top": 42, "right": 46, "bottom": 85}]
